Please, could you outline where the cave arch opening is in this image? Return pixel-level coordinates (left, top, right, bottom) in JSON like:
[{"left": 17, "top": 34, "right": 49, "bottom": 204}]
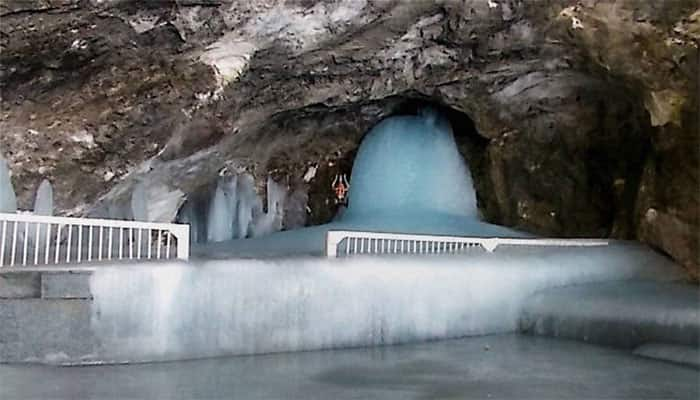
[{"left": 176, "top": 98, "right": 503, "bottom": 244}]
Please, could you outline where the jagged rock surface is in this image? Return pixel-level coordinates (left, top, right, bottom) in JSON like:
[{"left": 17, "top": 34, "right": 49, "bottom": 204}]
[{"left": 1, "top": 0, "right": 698, "bottom": 279}]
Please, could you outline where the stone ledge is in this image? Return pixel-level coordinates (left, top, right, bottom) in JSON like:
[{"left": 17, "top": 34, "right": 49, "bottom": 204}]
[
  {"left": 0, "top": 298, "right": 99, "bottom": 364},
  {"left": 41, "top": 272, "right": 92, "bottom": 300},
  {"left": 0, "top": 272, "right": 41, "bottom": 299}
]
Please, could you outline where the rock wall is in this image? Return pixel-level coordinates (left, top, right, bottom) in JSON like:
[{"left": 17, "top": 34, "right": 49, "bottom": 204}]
[{"left": 1, "top": 0, "right": 698, "bottom": 279}]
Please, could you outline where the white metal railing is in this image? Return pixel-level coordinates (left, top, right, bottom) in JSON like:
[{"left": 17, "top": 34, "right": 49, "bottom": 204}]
[
  {"left": 325, "top": 230, "right": 609, "bottom": 258},
  {"left": 0, "top": 212, "right": 189, "bottom": 268}
]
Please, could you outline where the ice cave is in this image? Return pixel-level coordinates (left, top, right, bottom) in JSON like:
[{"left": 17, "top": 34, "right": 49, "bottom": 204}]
[{"left": 1, "top": 1, "right": 698, "bottom": 399}]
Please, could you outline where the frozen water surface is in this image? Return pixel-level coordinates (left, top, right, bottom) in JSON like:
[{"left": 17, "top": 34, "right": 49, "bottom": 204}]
[{"left": 1, "top": 335, "right": 698, "bottom": 400}]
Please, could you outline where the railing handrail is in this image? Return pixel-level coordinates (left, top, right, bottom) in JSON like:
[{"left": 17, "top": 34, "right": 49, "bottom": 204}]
[
  {"left": 0, "top": 212, "right": 184, "bottom": 232},
  {"left": 0, "top": 212, "right": 190, "bottom": 265},
  {"left": 326, "top": 230, "right": 609, "bottom": 257}
]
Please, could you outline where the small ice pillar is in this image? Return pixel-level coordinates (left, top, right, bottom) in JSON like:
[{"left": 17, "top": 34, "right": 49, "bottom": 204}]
[
  {"left": 178, "top": 201, "right": 201, "bottom": 244},
  {"left": 0, "top": 156, "right": 17, "bottom": 213},
  {"left": 33, "top": 179, "right": 53, "bottom": 216},
  {"left": 207, "top": 176, "right": 238, "bottom": 242},
  {"left": 235, "top": 174, "right": 262, "bottom": 239},
  {"left": 250, "top": 177, "right": 286, "bottom": 237},
  {"left": 131, "top": 182, "right": 149, "bottom": 221}
]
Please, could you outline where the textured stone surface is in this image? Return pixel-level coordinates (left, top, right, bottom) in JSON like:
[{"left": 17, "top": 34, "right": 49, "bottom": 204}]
[
  {"left": 41, "top": 272, "right": 91, "bottom": 299},
  {"left": 0, "top": 272, "right": 40, "bottom": 299},
  {"left": 0, "top": 0, "right": 697, "bottom": 278},
  {"left": 0, "top": 298, "right": 97, "bottom": 364}
]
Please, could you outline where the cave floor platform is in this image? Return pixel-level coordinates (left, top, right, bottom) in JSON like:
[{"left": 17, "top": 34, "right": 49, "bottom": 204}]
[{"left": 1, "top": 334, "right": 698, "bottom": 400}]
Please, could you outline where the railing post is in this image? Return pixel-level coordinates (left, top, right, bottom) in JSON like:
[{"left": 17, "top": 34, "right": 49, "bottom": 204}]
[
  {"left": 480, "top": 238, "right": 498, "bottom": 253},
  {"left": 174, "top": 224, "right": 190, "bottom": 261},
  {"left": 0, "top": 213, "right": 193, "bottom": 266},
  {"left": 326, "top": 231, "right": 340, "bottom": 258}
]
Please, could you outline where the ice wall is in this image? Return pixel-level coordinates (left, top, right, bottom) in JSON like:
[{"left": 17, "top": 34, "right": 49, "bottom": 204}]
[
  {"left": 0, "top": 156, "right": 17, "bottom": 213},
  {"left": 89, "top": 243, "right": 681, "bottom": 364}
]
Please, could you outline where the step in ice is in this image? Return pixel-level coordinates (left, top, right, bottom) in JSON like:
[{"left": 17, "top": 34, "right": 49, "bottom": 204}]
[
  {"left": 633, "top": 343, "right": 700, "bottom": 369},
  {"left": 519, "top": 281, "right": 700, "bottom": 349}
]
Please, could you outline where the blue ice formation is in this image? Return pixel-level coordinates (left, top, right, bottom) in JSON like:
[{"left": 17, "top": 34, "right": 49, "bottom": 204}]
[
  {"left": 337, "top": 108, "right": 522, "bottom": 238},
  {"left": 345, "top": 109, "right": 477, "bottom": 219},
  {"left": 199, "top": 173, "right": 286, "bottom": 243}
]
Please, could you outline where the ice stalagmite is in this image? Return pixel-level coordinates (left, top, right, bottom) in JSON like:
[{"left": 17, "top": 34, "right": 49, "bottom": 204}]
[
  {"left": 336, "top": 108, "right": 522, "bottom": 237},
  {"left": 0, "top": 156, "right": 17, "bottom": 213},
  {"left": 33, "top": 179, "right": 53, "bottom": 216},
  {"left": 250, "top": 177, "right": 287, "bottom": 237},
  {"left": 235, "top": 174, "right": 261, "bottom": 239},
  {"left": 131, "top": 182, "right": 149, "bottom": 221},
  {"left": 345, "top": 109, "right": 476, "bottom": 219},
  {"left": 179, "top": 201, "right": 202, "bottom": 244},
  {"left": 207, "top": 176, "right": 238, "bottom": 242}
]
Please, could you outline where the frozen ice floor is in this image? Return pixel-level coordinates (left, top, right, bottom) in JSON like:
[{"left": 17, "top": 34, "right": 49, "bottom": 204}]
[{"left": 1, "top": 334, "right": 698, "bottom": 400}]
